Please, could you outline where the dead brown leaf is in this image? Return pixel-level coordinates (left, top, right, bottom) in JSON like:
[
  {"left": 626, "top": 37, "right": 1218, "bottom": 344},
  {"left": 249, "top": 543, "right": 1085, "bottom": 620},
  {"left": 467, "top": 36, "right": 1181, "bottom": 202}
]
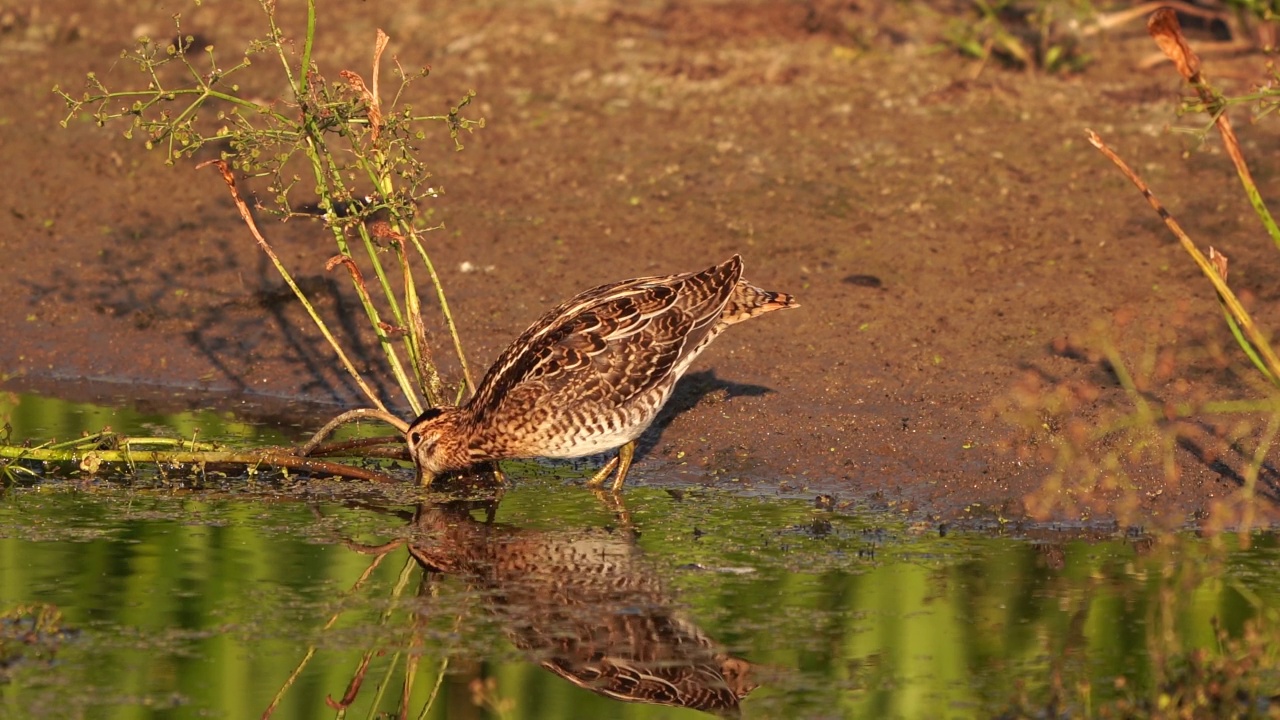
[{"left": 1147, "top": 8, "right": 1201, "bottom": 81}]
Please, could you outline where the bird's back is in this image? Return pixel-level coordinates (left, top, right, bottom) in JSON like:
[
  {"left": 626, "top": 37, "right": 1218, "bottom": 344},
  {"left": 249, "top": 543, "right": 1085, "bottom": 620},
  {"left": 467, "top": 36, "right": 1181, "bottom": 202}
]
[{"left": 465, "top": 256, "right": 792, "bottom": 459}]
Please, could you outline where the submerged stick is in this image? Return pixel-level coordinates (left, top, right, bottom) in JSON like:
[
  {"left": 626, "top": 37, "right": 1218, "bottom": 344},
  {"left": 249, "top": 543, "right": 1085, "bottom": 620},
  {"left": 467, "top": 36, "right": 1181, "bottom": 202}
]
[
  {"left": 405, "top": 232, "right": 476, "bottom": 398},
  {"left": 0, "top": 444, "right": 397, "bottom": 483}
]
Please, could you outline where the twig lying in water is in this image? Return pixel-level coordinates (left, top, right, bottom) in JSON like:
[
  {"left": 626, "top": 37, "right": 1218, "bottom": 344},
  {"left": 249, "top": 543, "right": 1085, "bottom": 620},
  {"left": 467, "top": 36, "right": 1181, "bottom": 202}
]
[
  {"left": 0, "top": 443, "right": 398, "bottom": 483},
  {"left": 305, "top": 435, "right": 410, "bottom": 461},
  {"left": 0, "top": 407, "right": 416, "bottom": 486},
  {"left": 298, "top": 408, "right": 410, "bottom": 457}
]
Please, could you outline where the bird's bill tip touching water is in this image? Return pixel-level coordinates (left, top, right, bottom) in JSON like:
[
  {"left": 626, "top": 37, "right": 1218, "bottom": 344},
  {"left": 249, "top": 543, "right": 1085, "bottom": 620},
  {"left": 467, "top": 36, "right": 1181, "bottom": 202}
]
[{"left": 415, "top": 466, "right": 437, "bottom": 486}]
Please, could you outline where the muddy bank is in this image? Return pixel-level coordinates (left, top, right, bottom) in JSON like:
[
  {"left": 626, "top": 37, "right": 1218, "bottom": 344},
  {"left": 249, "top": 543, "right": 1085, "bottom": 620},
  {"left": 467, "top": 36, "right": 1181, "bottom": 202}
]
[{"left": 3, "top": 1, "right": 1280, "bottom": 526}]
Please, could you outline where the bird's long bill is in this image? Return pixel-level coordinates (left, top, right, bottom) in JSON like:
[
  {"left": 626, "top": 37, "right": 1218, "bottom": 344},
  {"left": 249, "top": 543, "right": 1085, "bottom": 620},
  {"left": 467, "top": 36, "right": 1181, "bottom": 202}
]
[{"left": 416, "top": 465, "right": 436, "bottom": 487}]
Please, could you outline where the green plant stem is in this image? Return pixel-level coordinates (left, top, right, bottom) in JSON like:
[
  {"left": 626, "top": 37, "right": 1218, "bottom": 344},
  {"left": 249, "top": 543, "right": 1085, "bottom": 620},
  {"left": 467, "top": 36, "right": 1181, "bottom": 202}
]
[
  {"left": 1147, "top": 9, "right": 1280, "bottom": 249},
  {"left": 66, "top": 85, "right": 287, "bottom": 126},
  {"left": 1221, "top": 307, "right": 1277, "bottom": 384},
  {"left": 203, "top": 159, "right": 392, "bottom": 411},
  {"left": 297, "top": 115, "right": 423, "bottom": 411},
  {"left": 347, "top": 121, "right": 439, "bottom": 405},
  {"left": 323, "top": 247, "right": 424, "bottom": 415},
  {"left": 351, "top": 222, "right": 425, "bottom": 411},
  {"left": 117, "top": 437, "right": 221, "bottom": 451},
  {"left": 41, "top": 432, "right": 223, "bottom": 452},
  {"left": 407, "top": 232, "right": 475, "bottom": 396},
  {"left": 44, "top": 432, "right": 115, "bottom": 450},
  {"left": 264, "top": 0, "right": 302, "bottom": 98},
  {"left": 299, "top": 0, "right": 316, "bottom": 99},
  {"left": 1193, "top": 92, "right": 1280, "bottom": 250},
  {"left": 1087, "top": 130, "right": 1280, "bottom": 384},
  {"left": 398, "top": 246, "right": 443, "bottom": 407}
]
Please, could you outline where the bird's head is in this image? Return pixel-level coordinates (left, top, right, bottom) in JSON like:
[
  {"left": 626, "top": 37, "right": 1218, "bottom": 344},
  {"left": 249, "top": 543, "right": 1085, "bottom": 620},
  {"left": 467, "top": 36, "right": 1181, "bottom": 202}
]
[{"left": 406, "top": 406, "right": 473, "bottom": 485}]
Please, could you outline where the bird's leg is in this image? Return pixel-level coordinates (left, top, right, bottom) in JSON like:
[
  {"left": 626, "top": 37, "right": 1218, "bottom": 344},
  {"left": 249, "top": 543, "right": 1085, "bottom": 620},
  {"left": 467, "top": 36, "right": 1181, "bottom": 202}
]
[
  {"left": 585, "top": 441, "right": 635, "bottom": 492},
  {"left": 485, "top": 460, "right": 507, "bottom": 485},
  {"left": 585, "top": 455, "right": 619, "bottom": 489},
  {"left": 611, "top": 441, "right": 635, "bottom": 493}
]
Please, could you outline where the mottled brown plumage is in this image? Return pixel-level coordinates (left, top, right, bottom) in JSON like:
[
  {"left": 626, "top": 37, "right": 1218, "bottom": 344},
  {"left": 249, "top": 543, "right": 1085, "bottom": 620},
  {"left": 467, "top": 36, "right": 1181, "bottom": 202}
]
[{"left": 407, "top": 255, "right": 797, "bottom": 491}]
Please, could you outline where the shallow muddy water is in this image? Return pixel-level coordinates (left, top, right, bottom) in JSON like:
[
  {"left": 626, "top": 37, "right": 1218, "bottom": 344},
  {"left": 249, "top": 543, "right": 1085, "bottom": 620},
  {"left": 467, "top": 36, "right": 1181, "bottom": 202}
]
[{"left": 1, "top": 394, "right": 1278, "bottom": 718}]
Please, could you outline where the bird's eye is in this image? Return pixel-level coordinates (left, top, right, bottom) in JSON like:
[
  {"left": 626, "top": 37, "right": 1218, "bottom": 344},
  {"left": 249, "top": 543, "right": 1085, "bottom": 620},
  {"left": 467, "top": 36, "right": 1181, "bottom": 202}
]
[{"left": 409, "top": 430, "right": 422, "bottom": 446}]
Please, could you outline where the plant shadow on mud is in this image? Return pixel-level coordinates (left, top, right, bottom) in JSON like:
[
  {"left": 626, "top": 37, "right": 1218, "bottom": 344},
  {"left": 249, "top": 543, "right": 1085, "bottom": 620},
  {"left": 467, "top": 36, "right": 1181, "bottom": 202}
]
[
  {"left": 995, "top": 310, "right": 1280, "bottom": 533},
  {"left": 989, "top": 8, "right": 1280, "bottom": 537},
  {"left": 22, "top": 224, "right": 400, "bottom": 402}
]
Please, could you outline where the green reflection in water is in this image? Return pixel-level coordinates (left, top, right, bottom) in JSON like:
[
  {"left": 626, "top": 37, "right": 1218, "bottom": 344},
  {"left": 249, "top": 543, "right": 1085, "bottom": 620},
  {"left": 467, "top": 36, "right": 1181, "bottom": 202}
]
[
  {"left": 0, "top": 394, "right": 1277, "bottom": 719},
  {"left": 0, "top": 391, "right": 280, "bottom": 446}
]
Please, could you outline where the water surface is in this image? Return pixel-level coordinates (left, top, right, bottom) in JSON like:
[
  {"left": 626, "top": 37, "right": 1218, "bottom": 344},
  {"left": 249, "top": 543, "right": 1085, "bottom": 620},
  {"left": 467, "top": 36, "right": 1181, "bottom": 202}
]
[{"left": 1, "top": 393, "right": 1277, "bottom": 719}]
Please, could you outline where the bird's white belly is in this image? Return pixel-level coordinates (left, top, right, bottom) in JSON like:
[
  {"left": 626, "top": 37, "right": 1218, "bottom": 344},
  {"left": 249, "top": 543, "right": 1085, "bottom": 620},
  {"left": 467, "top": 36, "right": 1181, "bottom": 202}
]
[
  {"left": 534, "top": 391, "right": 668, "bottom": 459},
  {"left": 541, "top": 417, "right": 652, "bottom": 458}
]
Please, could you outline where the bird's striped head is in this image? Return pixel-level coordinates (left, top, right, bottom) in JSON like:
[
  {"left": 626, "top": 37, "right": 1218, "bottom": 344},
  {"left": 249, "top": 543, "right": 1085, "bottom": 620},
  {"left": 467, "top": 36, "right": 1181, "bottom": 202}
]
[{"left": 406, "top": 406, "right": 473, "bottom": 485}]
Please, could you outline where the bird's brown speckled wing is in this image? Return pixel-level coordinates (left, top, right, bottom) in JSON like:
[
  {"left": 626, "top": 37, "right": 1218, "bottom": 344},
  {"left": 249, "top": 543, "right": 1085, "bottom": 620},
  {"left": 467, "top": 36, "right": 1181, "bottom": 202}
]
[{"left": 467, "top": 257, "right": 744, "bottom": 436}]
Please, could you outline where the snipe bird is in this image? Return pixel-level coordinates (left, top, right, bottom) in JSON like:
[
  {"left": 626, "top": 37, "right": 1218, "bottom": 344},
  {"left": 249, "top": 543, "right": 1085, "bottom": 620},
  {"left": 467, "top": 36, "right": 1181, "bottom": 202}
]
[{"left": 406, "top": 255, "right": 797, "bottom": 492}]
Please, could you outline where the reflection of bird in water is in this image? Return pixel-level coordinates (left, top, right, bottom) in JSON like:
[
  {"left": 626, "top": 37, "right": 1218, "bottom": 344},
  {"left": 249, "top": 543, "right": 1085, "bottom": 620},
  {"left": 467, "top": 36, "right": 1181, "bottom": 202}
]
[
  {"left": 408, "top": 501, "right": 757, "bottom": 716},
  {"left": 406, "top": 255, "right": 796, "bottom": 492}
]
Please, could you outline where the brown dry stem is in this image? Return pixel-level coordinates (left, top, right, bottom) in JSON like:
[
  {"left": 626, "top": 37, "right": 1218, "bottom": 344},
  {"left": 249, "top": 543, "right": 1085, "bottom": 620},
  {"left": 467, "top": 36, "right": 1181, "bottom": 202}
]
[
  {"left": 338, "top": 29, "right": 390, "bottom": 142},
  {"left": 198, "top": 159, "right": 389, "bottom": 412},
  {"left": 1084, "top": 130, "right": 1280, "bottom": 381},
  {"left": 1147, "top": 8, "right": 1280, "bottom": 250}
]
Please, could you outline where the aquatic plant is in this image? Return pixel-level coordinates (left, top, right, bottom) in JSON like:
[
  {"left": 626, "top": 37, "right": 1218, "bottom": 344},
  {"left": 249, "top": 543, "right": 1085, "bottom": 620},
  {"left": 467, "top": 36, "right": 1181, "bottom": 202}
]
[
  {"left": 0, "top": 604, "right": 70, "bottom": 683},
  {"left": 26, "top": 0, "right": 486, "bottom": 482},
  {"left": 53, "top": 0, "right": 481, "bottom": 416},
  {"left": 0, "top": 428, "right": 401, "bottom": 485}
]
